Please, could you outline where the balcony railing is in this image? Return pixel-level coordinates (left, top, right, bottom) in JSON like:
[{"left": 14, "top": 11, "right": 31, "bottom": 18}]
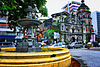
[{"left": 0, "top": 32, "right": 16, "bottom": 36}]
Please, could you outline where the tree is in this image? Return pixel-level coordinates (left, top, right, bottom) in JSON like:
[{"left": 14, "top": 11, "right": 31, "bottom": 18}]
[
  {"left": 0, "top": 0, "right": 48, "bottom": 20},
  {"left": 47, "top": 25, "right": 60, "bottom": 32},
  {"left": 44, "top": 29, "right": 54, "bottom": 44},
  {"left": 0, "top": 0, "right": 48, "bottom": 32}
]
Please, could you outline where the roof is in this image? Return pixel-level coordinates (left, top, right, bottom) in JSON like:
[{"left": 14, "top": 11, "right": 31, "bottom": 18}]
[
  {"left": 78, "top": 3, "right": 89, "bottom": 10},
  {"left": 78, "top": 0, "right": 89, "bottom": 10},
  {"left": 51, "top": 11, "right": 69, "bottom": 17}
]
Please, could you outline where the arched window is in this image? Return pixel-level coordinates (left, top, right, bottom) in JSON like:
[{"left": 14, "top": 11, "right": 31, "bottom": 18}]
[{"left": 62, "top": 26, "right": 63, "bottom": 30}]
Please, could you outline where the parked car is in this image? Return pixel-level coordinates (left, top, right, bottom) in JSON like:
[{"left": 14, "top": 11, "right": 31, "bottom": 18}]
[
  {"left": 98, "top": 43, "right": 100, "bottom": 47},
  {"left": 37, "top": 42, "right": 42, "bottom": 47},
  {"left": 43, "top": 40, "right": 47, "bottom": 42},
  {"left": 75, "top": 42, "right": 83, "bottom": 48},
  {"left": 67, "top": 42, "right": 76, "bottom": 49},
  {"left": 48, "top": 43, "right": 66, "bottom": 48},
  {"left": 86, "top": 41, "right": 99, "bottom": 47},
  {"left": 94, "top": 41, "right": 99, "bottom": 47},
  {"left": 58, "top": 42, "right": 66, "bottom": 45},
  {"left": 67, "top": 42, "right": 83, "bottom": 49}
]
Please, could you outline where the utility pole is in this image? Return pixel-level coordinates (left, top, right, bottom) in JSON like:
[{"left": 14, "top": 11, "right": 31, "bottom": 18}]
[{"left": 82, "top": 21, "right": 84, "bottom": 43}]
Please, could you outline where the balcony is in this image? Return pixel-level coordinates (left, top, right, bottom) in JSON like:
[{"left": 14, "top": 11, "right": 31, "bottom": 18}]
[
  {"left": 0, "top": 32, "right": 16, "bottom": 36},
  {"left": 0, "top": 20, "right": 8, "bottom": 23},
  {"left": 0, "top": 28, "right": 14, "bottom": 32},
  {"left": 71, "top": 32, "right": 82, "bottom": 35}
]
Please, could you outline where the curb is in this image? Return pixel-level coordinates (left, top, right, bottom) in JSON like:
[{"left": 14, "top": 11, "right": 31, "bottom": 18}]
[
  {"left": 70, "top": 58, "right": 80, "bottom": 67},
  {"left": 71, "top": 56, "right": 88, "bottom": 67}
]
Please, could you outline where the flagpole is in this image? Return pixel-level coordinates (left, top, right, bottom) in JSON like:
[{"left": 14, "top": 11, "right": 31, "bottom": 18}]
[{"left": 68, "top": 1, "right": 70, "bottom": 13}]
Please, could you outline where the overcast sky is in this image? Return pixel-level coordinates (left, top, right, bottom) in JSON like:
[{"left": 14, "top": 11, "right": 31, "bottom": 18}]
[{"left": 46, "top": 0, "right": 100, "bottom": 17}]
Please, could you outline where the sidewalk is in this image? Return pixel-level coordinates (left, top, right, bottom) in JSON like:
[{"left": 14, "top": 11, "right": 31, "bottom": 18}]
[
  {"left": 69, "top": 47, "right": 100, "bottom": 67},
  {"left": 85, "top": 47, "right": 100, "bottom": 51},
  {"left": 70, "top": 47, "right": 100, "bottom": 51}
]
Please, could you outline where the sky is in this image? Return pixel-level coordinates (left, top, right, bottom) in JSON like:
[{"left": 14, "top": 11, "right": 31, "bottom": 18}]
[{"left": 46, "top": 0, "right": 100, "bottom": 17}]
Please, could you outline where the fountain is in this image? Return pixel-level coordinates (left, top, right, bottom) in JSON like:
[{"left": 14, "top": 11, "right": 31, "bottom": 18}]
[
  {"left": 0, "top": 6, "right": 71, "bottom": 67},
  {"left": 16, "top": 6, "right": 42, "bottom": 52}
]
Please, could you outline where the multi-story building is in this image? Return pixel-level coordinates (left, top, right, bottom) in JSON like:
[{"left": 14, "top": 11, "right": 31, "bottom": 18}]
[
  {"left": 0, "top": 12, "right": 16, "bottom": 45},
  {"left": 62, "top": 1, "right": 82, "bottom": 42},
  {"left": 91, "top": 11, "right": 100, "bottom": 40},
  {"left": 51, "top": 11, "right": 70, "bottom": 42},
  {"left": 63, "top": 1, "right": 81, "bottom": 14},
  {"left": 51, "top": 0, "right": 94, "bottom": 43},
  {"left": 77, "top": 0, "right": 93, "bottom": 43}
]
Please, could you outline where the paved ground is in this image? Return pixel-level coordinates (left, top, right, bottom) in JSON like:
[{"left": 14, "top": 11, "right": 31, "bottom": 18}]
[{"left": 69, "top": 47, "right": 100, "bottom": 67}]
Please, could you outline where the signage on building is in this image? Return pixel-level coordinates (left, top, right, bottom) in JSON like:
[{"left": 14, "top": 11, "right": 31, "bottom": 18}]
[
  {"left": 0, "top": 16, "right": 8, "bottom": 23},
  {"left": 91, "top": 34, "right": 95, "bottom": 42},
  {"left": 54, "top": 32, "right": 59, "bottom": 39}
]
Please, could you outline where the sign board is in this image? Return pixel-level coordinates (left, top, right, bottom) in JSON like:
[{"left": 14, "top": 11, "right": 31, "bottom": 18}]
[
  {"left": 54, "top": 32, "right": 59, "bottom": 39},
  {"left": 91, "top": 34, "right": 95, "bottom": 42}
]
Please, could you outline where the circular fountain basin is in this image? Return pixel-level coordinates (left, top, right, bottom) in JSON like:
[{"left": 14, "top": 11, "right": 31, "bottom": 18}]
[
  {"left": 0, "top": 47, "right": 71, "bottom": 67},
  {"left": 18, "top": 18, "right": 42, "bottom": 26}
]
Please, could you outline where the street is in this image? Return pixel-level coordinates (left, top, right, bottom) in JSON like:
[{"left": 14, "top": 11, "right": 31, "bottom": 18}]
[{"left": 69, "top": 48, "right": 100, "bottom": 67}]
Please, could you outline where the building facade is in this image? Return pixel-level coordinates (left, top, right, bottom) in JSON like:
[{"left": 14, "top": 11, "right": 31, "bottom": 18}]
[
  {"left": 51, "top": 0, "right": 94, "bottom": 43},
  {"left": 51, "top": 12, "right": 70, "bottom": 42},
  {"left": 77, "top": 0, "right": 93, "bottom": 43},
  {"left": 0, "top": 12, "right": 16, "bottom": 45},
  {"left": 91, "top": 11, "right": 100, "bottom": 40}
]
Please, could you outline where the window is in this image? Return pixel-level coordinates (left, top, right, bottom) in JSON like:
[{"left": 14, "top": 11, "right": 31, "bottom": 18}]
[
  {"left": 62, "top": 26, "right": 63, "bottom": 30},
  {"left": 78, "top": 29, "right": 80, "bottom": 32},
  {"left": 72, "top": 29, "right": 74, "bottom": 33},
  {"left": 66, "top": 28, "right": 68, "bottom": 32}
]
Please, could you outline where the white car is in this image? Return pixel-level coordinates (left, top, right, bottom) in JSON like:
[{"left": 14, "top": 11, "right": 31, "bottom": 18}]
[
  {"left": 70, "top": 42, "right": 76, "bottom": 47},
  {"left": 49, "top": 43, "right": 66, "bottom": 48},
  {"left": 68, "top": 42, "right": 83, "bottom": 48},
  {"left": 98, "top": 43, "right": 100, "bottom": 47},
  {"left": 58, "top": 42, "right": 66, "bottom": 45},
  {"left": 74, "top": 42, "right": 83, "bottom": 48}
]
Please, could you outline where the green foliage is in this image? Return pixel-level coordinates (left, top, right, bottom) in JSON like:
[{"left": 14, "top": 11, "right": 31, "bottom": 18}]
[
  {"left": 0, "top": 0, "right": 48, "bottom": 32},
  {"left": 39, "top": 6, "right": 48, "bottom": 17},
  {"left": 59, "top": 40, "right": 62, "bottom": 42},
  {"left": 82, "top": 40, "right": 84, "bottom": 43},
  {"left": 57, "top": 20, "right": 59, "bottom": 24},
  {"left": 47, "top": 29, "right": 54, "bottom": 37},
  {"left": 64, "top": 40, "right": 69, "bottom": 45},
  {"left": 44, "top": 29, "right": 54, "bottom": 39},
  {"left": 47, "top": 25, "right": 60, "bottom": 32},
  {"left": 44, "top": 30, "right": 54, "bottom": 45},
  {"left": 0, "top": 0, "right": 48, "bottom": 21},
  {"left": 86, "top": 40, "right": 88, "bottom": 44}
]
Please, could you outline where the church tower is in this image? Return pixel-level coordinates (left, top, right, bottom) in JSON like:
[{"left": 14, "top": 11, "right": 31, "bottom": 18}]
[{"left": 77, "top": 0, "right": 93, "bottom": 42}]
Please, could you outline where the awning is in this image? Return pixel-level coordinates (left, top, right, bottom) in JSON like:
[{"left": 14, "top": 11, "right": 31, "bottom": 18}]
[{"left": 0, "top": 35, "right": 16, "bottom": 38}]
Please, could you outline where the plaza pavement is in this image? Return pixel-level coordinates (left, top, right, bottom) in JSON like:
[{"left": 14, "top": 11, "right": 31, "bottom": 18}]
[{"left": 69, "top": 47, "right": 100, "bottom": 67}]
